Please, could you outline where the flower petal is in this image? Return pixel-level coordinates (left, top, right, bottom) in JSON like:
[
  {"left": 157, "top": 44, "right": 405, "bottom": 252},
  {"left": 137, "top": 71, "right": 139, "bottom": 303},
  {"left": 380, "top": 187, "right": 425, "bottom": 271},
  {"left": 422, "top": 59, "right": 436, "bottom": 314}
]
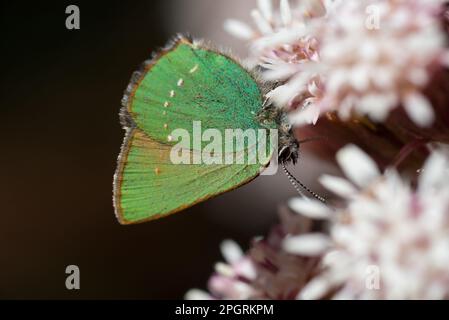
[
  {"left": 280, "top": 0, "right": 292, "bottom": 26},
  {"left": 289, "top": 198, "right": 332, "bottom": 219},
  {"left": 220, "top": 240, "right": 244, "bottom": 264},
  {"left": 224, "top": 19, "right": 255, "bottom": 40},
  {"left": 234, "top": 258, "right": 257, "bottom": 280},
  {"left": 251, "top": 9, "right": 273, "bottom": 34},
  {"left": 336, "top": 144, "right": 380, "bottom": 188},
  {"left": 288, "top": 104, "right": 321, "bottom": 125},
  {"left": 403, "top": 92, "right": 435, "bottom": 127},
  {"left": 214, "top": 262, "right": 235, "bottom": 277},
  {"left": 319, "top": 174, "right": 357, "bottom": 198},
  {"left": 258, "top": 0, "right": 273, "bottom": 22},
  {"left": 184, "top": 289, "right": 212, "bottom": 300},
  {"left": 283, "top": 233, "right": 330, "bottom": 256},
  {"left": 419, "top": 151, "right": 449, "bottom": 192},
  {"left": 297, "top": 276, "right": 330, "bottom": 300}
]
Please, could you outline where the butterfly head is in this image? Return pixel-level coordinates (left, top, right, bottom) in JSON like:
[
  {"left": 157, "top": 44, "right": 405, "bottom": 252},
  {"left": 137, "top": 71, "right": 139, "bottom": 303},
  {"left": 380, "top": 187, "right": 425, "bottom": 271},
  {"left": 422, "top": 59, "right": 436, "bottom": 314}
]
[
  {"left": 256, "top": 103, "right": 299, "bottom": 165},
  {"left": 278, "top": 134, "right": 299, "bottom": 165}
]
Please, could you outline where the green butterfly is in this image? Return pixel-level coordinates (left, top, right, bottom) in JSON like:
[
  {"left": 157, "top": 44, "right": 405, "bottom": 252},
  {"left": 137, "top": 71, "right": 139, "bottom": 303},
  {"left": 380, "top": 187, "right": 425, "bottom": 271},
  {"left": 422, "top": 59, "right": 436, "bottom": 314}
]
[{"left": 113, "top": 36, "right": 300, "bottom": 225}]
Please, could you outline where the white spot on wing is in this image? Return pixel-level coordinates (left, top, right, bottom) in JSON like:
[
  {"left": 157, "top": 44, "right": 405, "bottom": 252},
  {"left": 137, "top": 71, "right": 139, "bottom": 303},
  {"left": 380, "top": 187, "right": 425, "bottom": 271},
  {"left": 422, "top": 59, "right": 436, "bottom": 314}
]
[{"left": 189, "top": 64, "right": 199, "bottom": 74}]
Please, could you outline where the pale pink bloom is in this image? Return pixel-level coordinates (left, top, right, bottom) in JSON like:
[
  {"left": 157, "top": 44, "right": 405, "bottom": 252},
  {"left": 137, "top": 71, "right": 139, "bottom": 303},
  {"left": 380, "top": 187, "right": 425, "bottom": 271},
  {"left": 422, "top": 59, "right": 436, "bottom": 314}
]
[
  {"left": 226, "top": 0, "right": 449, "bottom": 127},
  {"left": 224, "top": 0, "right": 332, "bottom": 124},
  {"left": 186, "top": 208, "right": 320, "bottom": 300},
  {"left": 316, "top": 0, "right": 449, "bottom": 127},
  {"left": 186, "top": 240, "right": 260, "bottom": 300},
  {"left": 286, "top": 145, "right": 449, "bottom": 299}
]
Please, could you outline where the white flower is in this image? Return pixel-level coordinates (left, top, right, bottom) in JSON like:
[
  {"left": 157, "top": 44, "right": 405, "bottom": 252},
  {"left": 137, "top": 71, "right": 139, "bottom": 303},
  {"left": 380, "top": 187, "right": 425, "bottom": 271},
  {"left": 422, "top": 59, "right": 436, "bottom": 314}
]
[
  {"left": 286, "top": 144, "right": 449, "bottom": 299},
  {"left": 225, "top": 0, "right": 330, "bottom": 125},
  {"left": 226, "top": 0, "right": 449, "bottom": 127},
  {"left": 185, "top": 239, "right": 260, "bottom": 300},
  {"left": 283, "top": 233, "right": 331, "bottom": 256},
  {"left": 184, "top": 289, "right": 212, "bottom": 300},
  {"left": 186, "top": 208, "right": 321, "bottom": 300},
  {"left": 317, "top": 0, "right": 448, "bottom": 127}
]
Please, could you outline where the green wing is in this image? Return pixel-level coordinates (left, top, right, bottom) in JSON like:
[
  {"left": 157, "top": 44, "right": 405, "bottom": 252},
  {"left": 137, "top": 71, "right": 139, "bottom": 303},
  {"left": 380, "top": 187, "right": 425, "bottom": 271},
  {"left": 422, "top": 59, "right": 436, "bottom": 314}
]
[
  {"left": 126, "top": 36, "right": 265, "bottom": 145},
  {"left": 114, "top": 36, "right": 275, "bottom": 224}
]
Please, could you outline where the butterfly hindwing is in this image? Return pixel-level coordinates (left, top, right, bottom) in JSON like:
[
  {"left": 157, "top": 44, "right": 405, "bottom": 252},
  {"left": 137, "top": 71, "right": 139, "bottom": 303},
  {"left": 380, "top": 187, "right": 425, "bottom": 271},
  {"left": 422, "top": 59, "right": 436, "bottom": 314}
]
[
  {"left": 114, "top": 36, "right": 276, "bottom": 224},
  {"left": 114, "top": 129, "right": 263, "bottom": 224}
]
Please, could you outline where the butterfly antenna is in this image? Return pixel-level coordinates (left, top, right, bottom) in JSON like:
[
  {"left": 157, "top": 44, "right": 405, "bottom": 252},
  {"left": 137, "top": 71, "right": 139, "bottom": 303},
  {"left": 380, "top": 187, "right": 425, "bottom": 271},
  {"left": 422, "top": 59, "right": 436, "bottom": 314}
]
[
  {"left": 297, "top": 136, "right": 327, "bottom": 144},
  {"left": 281, "top": 163, "right": 327, "bottom": 203}
]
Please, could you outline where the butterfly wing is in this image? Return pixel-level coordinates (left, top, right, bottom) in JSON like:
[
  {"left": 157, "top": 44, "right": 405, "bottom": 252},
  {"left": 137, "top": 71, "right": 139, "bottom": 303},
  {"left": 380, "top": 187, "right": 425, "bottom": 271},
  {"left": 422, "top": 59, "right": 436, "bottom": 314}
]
[
  {"left": 124, "top": 36, "right": 266, "bottom": 145},
  {"left": 114, "top": 36, "right": 275, "bottom": 224},
  {"left": 114, "top": 129, "right": 267, "bottom": 224}
]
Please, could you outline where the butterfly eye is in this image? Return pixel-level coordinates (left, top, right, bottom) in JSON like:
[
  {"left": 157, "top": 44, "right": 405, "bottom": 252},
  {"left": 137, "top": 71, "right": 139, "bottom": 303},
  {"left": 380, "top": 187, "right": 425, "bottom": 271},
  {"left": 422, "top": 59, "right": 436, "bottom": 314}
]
[
  {"left": 281, "top": 123, "right": 290, "bottom": 132},
  {"left": 278, "top": 146, "right": 291, "bottom": 159}
]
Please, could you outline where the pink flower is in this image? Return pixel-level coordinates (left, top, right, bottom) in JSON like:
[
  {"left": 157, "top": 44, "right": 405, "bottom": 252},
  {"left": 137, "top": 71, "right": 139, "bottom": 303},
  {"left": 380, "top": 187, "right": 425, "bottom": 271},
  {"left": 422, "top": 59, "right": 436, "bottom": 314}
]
[
  {"left": 286, "top": 145, "right": 449, "bottom": 299},
  {"left": 226, "top": 0, "right": 449, "bottom": 127},
  {"left": 315, "top": 0, "right": 449, "bottom": 127},
  {"left": 224, "top": 0, "right": 330, "bottom": 124},
  {"left": 186, "top": 207, "right": 319, "bottom": 300}
]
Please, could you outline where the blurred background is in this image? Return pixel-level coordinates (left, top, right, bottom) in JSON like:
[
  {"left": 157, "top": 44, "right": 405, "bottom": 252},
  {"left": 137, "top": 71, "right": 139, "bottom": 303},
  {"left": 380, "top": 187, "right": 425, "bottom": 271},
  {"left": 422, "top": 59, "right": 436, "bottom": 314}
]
[{"left": 0, "top": 0, "right": 334, "bottom": 299}]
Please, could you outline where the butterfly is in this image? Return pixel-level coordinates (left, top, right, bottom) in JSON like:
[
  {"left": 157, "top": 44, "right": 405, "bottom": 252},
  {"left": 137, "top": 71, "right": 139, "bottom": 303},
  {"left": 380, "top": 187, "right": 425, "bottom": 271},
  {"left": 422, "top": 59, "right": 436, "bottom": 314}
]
[{"left": 113, "top": 35, "right": 317, "bottom": 225}]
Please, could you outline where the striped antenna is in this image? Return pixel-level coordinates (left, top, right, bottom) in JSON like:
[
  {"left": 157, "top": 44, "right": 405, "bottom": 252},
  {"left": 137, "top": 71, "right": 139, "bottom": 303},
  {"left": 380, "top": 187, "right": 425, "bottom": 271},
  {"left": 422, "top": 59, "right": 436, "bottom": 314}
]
[{"left": 282, "top": 163, "right": 326, "bottom": 203}]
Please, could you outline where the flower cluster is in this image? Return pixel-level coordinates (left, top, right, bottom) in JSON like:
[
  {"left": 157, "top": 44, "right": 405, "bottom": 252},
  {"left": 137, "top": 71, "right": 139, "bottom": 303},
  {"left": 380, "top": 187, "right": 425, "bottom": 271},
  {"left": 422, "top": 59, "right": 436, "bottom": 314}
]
[
  {"left": 188, "top": 145, "right": 449, "bottom": 300},
  {"left": 225, "top": 0, "right": 329, "bottom": 124},
  {"left": 290, "top": 145, "right": 449, "bottom": 299},
  {"left": 226, "top": 0, "right": 449, "bottom": 127},
  {"left": 186, "top": 207, "right": 320, "bottom": 300}
]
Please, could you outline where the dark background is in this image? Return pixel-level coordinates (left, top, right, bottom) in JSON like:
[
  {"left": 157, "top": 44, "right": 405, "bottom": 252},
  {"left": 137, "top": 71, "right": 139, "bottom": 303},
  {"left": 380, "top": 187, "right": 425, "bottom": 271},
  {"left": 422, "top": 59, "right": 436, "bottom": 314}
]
[{"left": 0, "top": 1, "right": 329, "bottom": 299}]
